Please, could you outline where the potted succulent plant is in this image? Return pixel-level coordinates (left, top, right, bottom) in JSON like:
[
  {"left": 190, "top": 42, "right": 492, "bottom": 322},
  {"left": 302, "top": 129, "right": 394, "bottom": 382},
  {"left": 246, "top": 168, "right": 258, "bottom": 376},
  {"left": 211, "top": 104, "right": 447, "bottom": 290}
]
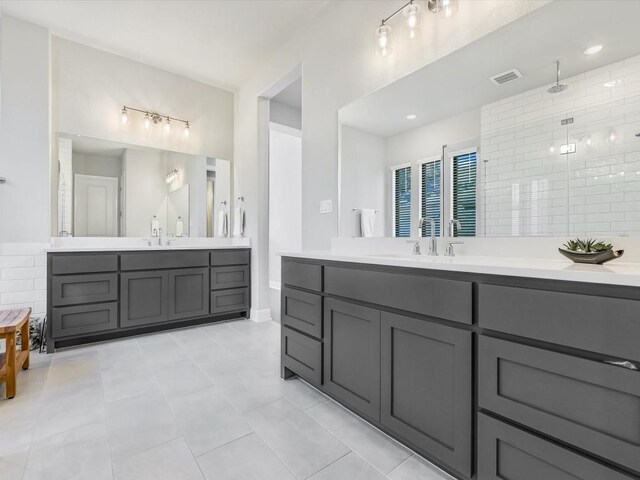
[{"left": 559, "top": 238, "right": 624, "bottom": 265}]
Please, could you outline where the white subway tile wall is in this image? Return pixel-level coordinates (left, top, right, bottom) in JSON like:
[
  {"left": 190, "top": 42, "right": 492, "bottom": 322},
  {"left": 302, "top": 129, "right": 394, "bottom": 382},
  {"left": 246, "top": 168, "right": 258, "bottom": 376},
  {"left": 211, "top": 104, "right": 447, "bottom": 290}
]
[
  {"left": 480, "top": 54, "right": 640, "bottom": 236},
  {"left": 0, "top": 243, "right": 48, "bottom": 317}
]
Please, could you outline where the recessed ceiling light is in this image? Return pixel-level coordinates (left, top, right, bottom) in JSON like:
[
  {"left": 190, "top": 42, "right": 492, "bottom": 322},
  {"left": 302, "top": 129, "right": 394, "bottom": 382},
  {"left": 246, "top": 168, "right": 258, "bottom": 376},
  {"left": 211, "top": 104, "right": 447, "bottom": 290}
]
[
  {"left": 584, "top": 45, "right": 603, "bottom": 55},
  {"left": 603, "top": 80, "right": 618, "bottom": 88},
  {"left": 406, "top": 114, "right": 417, "bottom": 120}
]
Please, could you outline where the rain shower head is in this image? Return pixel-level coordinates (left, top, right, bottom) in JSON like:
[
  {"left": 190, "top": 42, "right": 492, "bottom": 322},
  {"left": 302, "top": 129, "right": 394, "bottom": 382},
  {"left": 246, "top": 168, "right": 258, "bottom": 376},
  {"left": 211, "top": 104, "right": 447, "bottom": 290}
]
[{"left": 547, "top": 60, "right": 568, "bottom": 94}]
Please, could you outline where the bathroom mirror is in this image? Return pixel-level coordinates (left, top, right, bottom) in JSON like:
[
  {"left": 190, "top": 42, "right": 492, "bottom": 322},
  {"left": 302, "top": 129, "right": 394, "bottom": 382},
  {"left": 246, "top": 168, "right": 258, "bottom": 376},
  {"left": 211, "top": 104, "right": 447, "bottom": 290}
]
[
  {"left": 53, "top": 134, "right": 231, "bottom": 237},
  {"left": 338, "top": 1, "right": 640, "bottom": 238}
]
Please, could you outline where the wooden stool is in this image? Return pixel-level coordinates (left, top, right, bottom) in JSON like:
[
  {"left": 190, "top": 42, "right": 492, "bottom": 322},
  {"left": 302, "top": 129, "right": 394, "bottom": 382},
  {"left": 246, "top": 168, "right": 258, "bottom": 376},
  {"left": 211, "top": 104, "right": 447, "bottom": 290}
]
[{"left": 0, "top": 308, "right": 31, "bottom": 399}]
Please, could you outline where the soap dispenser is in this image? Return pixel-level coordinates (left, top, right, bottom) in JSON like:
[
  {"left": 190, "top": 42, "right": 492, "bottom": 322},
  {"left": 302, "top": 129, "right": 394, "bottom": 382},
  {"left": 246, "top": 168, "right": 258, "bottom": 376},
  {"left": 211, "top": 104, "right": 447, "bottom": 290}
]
[{"left": 176, "top": 216, "right": 184, "bottom": 237}]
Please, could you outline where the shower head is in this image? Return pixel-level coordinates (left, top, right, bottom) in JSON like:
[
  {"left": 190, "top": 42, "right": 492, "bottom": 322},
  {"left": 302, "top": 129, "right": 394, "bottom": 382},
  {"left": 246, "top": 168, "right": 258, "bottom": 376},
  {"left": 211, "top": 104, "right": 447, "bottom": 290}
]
[{"left": 547, "top": 60, "right": 568, "bottom": 94}]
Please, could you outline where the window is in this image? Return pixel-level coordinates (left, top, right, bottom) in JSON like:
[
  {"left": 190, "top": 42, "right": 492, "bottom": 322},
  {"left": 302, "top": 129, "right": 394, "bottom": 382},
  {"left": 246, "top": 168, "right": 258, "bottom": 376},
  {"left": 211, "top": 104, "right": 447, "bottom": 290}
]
[
  {"left": 420, "top": 160, "right": 441, "bottom": 237},
  {"left": 393, "top": 165, "right": 411, "bottom": 237},
  {"left": 451, "top": 151, "right": 477, "bottom": 236}
]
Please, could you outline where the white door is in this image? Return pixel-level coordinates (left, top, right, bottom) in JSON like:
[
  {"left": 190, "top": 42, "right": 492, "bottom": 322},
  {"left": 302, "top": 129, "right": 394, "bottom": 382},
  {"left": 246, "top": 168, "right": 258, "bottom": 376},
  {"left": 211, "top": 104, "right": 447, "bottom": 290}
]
[{"left": 74, "top": 174, "right": 118, "bottom": 237}]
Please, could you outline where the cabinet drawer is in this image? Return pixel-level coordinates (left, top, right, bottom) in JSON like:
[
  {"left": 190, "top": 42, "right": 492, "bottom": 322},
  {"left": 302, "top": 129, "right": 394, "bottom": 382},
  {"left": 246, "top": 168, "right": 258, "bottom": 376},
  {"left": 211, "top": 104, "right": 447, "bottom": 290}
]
[
  {"left": 282, "top": 326, "right": 322, "bottom": 385},
  {"left": 210, "top": 249, "right": 250, "bottom": 266},
  {"left": 51, "top": 254, "right": 117, "bottom": 275},
  {"left": 210, "top": 265, "right": 249, "bottom": 290},
  {"left": 478, "top": 414, "right": 633, "bottom": 480},
  {"left": 325, "top": 266, "right": 471, "bottom": 324},
  {"left": 479, "top": 336, "right": 640, "bottom": 473},
  {"left": 52, "top": 302, "right": 118, "bottom": 338},
  {"left": 381, "top": 312, "right": 472, "bottom": 478},
  {"left": 210, "top": 288, "right": 249, "bottom": 314},
  {"left": 281, "top": 287, "right": 322, "bottom": 339},
  {"left": 120, "top": 251, "right": 208, "bottom": 271},
  {"left": 479, "top": 284, "right": 640, "bottom": 361},
  {"left": 282, "top": 259, "right": 322, "bottom": 292},
  {"left": 52, "top": 273, "right": 118, "bottom": 306}
]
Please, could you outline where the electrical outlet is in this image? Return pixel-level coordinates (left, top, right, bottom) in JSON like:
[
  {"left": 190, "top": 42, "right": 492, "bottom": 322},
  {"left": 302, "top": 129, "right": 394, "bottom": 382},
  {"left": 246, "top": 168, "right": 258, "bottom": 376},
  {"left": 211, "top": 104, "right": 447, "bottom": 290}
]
[{"left": 320, "top": 199, "right": 333, "bottom": 214}]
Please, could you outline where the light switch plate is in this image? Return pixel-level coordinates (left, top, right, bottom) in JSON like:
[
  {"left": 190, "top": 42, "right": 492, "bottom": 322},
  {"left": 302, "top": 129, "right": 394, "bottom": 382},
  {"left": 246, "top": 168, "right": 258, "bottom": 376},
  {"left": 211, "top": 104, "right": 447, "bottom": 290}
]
[{"left": 320, "top": 199, "right": 333, "bottom": 214}]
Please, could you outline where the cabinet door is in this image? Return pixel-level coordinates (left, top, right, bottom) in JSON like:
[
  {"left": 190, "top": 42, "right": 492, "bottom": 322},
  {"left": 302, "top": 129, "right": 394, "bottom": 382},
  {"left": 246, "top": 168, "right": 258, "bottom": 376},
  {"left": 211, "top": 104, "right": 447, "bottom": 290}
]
[
  {"left": 169, "top": 268, "right": 209, "bottom": 320},
  {"left": 121, "top": 270, "right": 169, "bottom": 328},
  {"left": 323, "top": 298, "right": 381, "bottom": 421},
  {"left": 381, "top": 312, "right": 472, "bottom": 478}
]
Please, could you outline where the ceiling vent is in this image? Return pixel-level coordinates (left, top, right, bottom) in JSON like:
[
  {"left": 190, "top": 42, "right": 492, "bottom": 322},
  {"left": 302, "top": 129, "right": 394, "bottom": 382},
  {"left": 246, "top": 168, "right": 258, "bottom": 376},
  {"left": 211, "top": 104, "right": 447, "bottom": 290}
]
[{"left": 490, "top": 69, "right": 523, "bottom": 86}]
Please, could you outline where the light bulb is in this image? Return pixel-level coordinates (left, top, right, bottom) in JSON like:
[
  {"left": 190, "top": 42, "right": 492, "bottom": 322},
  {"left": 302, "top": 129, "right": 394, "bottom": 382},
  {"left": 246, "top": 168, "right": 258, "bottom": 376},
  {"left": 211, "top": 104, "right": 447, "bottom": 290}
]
[
  {"left": 164, "top": 117, "right": 171, "bottom": 133},
  {"left": 184, "top": 122, "right": 190, "bottom": 138},
  {"left": 375, "top": 24, "right": 392, "bottom": 56},
  {"left": 144, "top": 113, "right": 151, "bottom": 130},
  {"left": 403, "top": 2, "right": 420, "bottom": 39},
  {"left": 121, "top": 107, "right": 128, "bottom": 124}
]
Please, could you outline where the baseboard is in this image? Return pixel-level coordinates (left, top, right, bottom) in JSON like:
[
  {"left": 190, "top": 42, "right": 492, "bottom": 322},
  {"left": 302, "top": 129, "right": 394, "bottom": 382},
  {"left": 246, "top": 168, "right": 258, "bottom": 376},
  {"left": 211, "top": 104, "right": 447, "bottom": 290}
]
[{"left": 250, "top": 307, "right": 272, "bottom": 323}]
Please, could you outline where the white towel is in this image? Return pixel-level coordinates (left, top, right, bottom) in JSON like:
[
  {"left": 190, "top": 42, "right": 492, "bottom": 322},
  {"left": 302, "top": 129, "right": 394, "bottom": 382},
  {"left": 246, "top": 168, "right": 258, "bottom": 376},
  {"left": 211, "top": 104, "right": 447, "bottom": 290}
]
[
  {"left": 360, "top": 209, "right": 376, "bottom": 237},
  {"left": 217, "top": 209, "right": 228, "bottom": 237},
  {"left": 233, "top": 206, "right": 245, "bottom": 237}
]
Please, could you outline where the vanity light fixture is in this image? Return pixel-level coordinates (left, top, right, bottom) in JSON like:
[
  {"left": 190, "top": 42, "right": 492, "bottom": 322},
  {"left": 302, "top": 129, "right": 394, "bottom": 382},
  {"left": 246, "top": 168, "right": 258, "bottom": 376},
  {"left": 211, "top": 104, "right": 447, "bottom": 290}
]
[
  {"left": 584, "top": 45, "right": 603, "bottom": 55},
  {"left": 119, "top": 105, "right": 190, "bottom": 137},
  {"left": 376, "top": 0, "right": 457, "bottom": 55}
]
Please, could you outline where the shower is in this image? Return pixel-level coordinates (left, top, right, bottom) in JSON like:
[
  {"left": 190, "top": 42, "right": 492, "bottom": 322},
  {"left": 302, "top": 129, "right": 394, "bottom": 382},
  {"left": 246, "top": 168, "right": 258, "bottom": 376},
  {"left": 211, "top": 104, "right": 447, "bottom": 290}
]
[{"left": 547, "top": 60, "right": 568, "bottom": 94}]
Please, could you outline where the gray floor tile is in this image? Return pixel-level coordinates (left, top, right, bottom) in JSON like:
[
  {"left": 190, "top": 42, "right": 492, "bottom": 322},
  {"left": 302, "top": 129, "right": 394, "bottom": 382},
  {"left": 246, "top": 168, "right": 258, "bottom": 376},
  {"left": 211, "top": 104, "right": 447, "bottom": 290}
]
[
  {"left": 0, "top": 451, "right": 28, "bottom": 480},
  {"left": 281, "top": 377, "right": 328, "bottom": 411},
  {"left": 101, "top": 363, "right": 158, "bottom": 403},
  {"left": 106, "top": 391, "right": 180, "bottom": 462},
  {"left": 168, "top": 386, "right": 253, "bottom": 456},
  {"left": 216, "top": 370, "right": 285, "bottom": 412},
  {"left": 308, "top": 452, "right": 386, "bottom": 480},
  {"left": 114, "top": 437, "right": 204, "bottom": 480},
  {"left": 23, "top": 436, "right": 112, "bottom": 480},
  {"left": 387, "top": 455, "right": 456, "bottom": 480},
  {"left": 244, "top": 398, "right": 350, "bottom": 479},
  {"left": 197, "top": 433, "right": 295, "bottom": 480},
  {"left": 306, "top": 400, "right": 411, "bottom": 474},
  {"left": 153, "top": 362, "right": 213, "bottom": 398}
]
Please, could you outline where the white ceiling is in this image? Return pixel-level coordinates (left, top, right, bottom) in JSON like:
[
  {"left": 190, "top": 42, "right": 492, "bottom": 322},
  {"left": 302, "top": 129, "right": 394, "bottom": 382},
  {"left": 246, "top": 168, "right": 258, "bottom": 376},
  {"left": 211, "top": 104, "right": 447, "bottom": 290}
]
[
  {"left": 0, "top": 0, "right": 330, "bottom": 90},
  {"left": 340, "top": 0, "right": 640, "bottom": 137},
  {"left": 272, "top": 77, "right": 302, "bottom": 110}
]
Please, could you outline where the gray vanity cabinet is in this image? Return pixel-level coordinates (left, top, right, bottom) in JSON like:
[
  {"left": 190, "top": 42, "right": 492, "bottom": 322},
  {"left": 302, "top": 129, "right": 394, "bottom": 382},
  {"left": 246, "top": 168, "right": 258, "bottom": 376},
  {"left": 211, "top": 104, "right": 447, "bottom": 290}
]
[
  {"left": 323, "top": 298, "right": 381, "bottom": 421},
  {"left": 381, "top": 312, "right": 472, "bottom": 478},
  {"left": 120, "top": 270, "right": 170, "bottom": 328},
  {"left": 168, "top": 267, "right": 209, "bottom": 320},
  {"left": 477, "top": 414, "right": 634, "bottom": 480}
]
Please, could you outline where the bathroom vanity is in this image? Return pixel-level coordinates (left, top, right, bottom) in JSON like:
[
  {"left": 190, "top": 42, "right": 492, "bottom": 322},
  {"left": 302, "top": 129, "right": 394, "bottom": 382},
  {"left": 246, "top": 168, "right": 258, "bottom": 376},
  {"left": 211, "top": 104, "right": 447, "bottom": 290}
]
[
  {"left": 280, "top": 253, "right": 640, "bottom": 480},
  {"left": 47, "top": 246, "right": 250, "bottom": 352}
]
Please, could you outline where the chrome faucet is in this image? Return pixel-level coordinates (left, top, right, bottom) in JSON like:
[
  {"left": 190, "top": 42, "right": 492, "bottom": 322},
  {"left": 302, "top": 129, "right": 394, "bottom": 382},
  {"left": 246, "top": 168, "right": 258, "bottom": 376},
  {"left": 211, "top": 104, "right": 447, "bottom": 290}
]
[
  {"left": 420, "top": 217, "right": 438, "bottom": 256},
  {"left": 445, "top": 241, "right": 464, "bottom": 257},
  {"left": 157, "top": 228, "right": 163, "bottom": 246},
  {"left": 448, "top": 219, "right": 461, "bottom": 237}
]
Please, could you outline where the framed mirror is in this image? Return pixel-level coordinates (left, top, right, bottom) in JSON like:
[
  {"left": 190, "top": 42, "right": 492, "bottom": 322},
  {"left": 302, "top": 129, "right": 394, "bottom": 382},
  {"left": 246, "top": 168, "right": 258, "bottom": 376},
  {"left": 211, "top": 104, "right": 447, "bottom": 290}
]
[
  {"left": 338, "top": 1, "right": 640, "bottom": 239},
  {"left": 53, "top": 134, "right": 231, "bottom": 238}
]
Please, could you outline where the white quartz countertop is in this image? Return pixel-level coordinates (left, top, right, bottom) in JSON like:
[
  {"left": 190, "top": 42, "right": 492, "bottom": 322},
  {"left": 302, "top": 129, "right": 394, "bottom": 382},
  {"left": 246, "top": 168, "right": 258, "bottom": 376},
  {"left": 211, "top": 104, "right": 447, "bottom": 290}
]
[
  {"left": 46, "top": 237, "right": 251, "bottom": 252},
  {"left": 279, "top": 251, "right": 640, "bottom": 287},
  {"left": 46, "top": 245, "right": 251, "bottom": 252}
]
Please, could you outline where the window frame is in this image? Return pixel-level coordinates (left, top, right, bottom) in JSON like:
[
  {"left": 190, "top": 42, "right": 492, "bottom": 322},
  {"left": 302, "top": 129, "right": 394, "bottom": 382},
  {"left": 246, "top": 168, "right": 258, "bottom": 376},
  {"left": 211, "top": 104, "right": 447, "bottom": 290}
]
[{"left": 390, "top": 163, "right": 412, "bottom": 238}]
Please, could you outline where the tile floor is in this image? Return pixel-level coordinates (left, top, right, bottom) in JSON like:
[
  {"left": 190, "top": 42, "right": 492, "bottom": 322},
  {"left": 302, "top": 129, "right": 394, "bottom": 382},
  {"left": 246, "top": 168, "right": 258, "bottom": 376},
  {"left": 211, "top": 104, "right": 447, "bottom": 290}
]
[{"left": 0, "top": 319, "right": 454, "bottom": 480}]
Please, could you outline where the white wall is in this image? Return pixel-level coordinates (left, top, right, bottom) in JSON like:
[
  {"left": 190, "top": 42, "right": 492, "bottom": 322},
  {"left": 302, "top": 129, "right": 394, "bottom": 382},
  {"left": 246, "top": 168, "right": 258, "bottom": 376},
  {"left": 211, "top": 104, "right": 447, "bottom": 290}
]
[
  {"left": 123, "top": 149, "right": 167, "bottom": 237},
  {"left": 269, "top": 125, "right": 302, "bottom": 289},
  {"left": 73, "top": 152, "right": 122, "bottom": 178},
  {"left": 270, "top": 101, "right": 302, "bottom": 130},
  {"left": 235, "top": 0, "right": 548, "bottom": 316},
  {"left": 51, "top": 36, "right": 234, "bottom": 159},
  {"left": 340, "top": 125, "right": 387, "bottom": 237},
  {"left": 0, "top": 16, "right": 50, "bottom": 243}
]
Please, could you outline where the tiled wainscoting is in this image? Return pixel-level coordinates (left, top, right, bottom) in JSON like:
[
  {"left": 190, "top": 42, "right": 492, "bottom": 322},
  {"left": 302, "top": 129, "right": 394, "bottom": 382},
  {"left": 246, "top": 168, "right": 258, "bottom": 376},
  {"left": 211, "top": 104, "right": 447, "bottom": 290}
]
[{"left": 0, "top": 243, "right": 48, "bottom": 317}]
